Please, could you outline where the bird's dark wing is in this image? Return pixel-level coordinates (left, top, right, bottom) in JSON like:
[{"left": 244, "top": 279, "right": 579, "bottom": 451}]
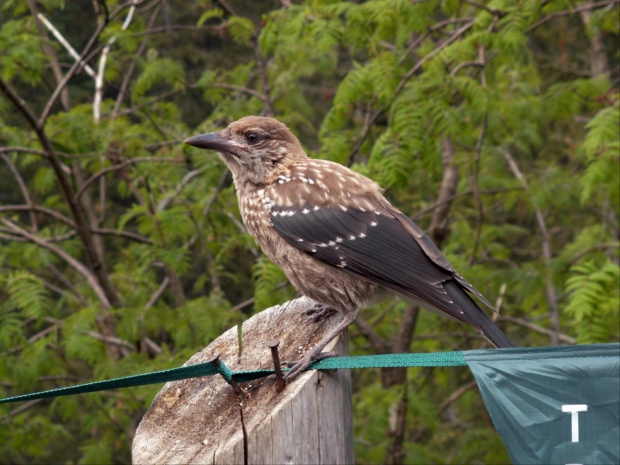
[
  {"left": 269, "top": 203, "right": 512, "bottom": 348},
  {"left": 270, "top": 204, "right": 466, "bottom": 319},
  {"left": 393, "top": 211, "right": 494, "bottom": 310}
]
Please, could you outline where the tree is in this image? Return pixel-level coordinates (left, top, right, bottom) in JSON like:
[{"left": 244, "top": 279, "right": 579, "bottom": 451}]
[{"left": 1, "top": 0, "right": 618, "bottom": 463}]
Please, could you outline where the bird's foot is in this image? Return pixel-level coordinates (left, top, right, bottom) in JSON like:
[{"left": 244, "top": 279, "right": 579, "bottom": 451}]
[
  {"left": 283, "top": 351, "right": 338, "bottom": 381},
  {"left": 305, "top": 303, "right": 337, "bottom": 322}
]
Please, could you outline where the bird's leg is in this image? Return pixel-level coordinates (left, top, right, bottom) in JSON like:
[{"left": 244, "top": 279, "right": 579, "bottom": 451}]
[
  {"left": 284, "top": 310, "right": 358, "bottom": 382},
  {"left": 305, "top": 303, "right": 337, "bottom": 322}
]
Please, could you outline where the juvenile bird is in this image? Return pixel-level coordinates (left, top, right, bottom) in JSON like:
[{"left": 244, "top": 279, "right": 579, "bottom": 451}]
[{"left": 185, "top": 116, "right": 513, "bottom": 380}]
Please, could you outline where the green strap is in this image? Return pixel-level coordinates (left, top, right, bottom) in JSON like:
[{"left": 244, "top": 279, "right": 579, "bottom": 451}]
[
  {"left": 310, "top": 351, "right": 467, "bottom": 370},
  {"left": 0, "top": 351, "right": 466, "bottom": 405}
]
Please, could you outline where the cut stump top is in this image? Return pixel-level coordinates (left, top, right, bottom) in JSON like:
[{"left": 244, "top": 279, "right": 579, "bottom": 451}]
[{"left": 132, "top": 297, "right": 354, "bottom": 464}]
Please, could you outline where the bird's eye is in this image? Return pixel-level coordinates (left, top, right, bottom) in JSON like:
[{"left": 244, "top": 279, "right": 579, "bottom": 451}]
[{"left": 246, "top": 132, "right": 261, "bottom": 144}]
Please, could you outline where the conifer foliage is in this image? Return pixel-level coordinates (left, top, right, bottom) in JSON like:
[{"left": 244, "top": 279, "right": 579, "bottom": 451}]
[{"left": 0, "top": 0, "right": 618, "bottom": 462}]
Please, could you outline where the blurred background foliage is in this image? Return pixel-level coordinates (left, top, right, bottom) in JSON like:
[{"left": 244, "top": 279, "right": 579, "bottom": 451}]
[{"left": 0, "top": 0, "right": 618, "bottom": 463}]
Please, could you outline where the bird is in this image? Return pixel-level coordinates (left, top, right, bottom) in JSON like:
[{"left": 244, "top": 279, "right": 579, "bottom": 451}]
[{"left": 185, "top": 116, "right": 513, "bottom": 381}]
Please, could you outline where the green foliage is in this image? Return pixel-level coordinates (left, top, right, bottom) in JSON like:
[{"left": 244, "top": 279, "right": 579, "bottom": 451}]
[
  {"left": 565, "top": 260, "right": 620, "bottom": 343},
  {"left": 132, "top": 57, "right": 186, "bottom": 100},
  {"left": 580, "top": 101, "right": 620, "bottom": 203},
  {"left": 5, "top": 272, "right": 51, "bottom": 321},
  {"left": 227, "top": 16, "right": 255, "bottom": 46},
  {"left": 0, "top": 0, "right": 618, "bottom": 463},
  {"left": 252, "top": 255, "right": 293, "bottom": 310},
  {"left": 0, "top": 19, "right": 47, "bottom": 84}
]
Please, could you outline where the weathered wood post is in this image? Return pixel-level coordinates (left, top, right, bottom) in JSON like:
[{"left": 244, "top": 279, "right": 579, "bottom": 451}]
[{"left": 132, "top": 297, "right": 354, "bottom": 464}]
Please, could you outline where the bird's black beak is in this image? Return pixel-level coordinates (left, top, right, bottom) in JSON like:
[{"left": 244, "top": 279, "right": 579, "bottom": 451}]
[{"left": 184, "top": 132, "right": 242, "bottom": 153}]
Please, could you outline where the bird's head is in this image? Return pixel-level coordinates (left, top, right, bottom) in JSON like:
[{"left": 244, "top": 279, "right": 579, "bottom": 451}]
[{"left": 184, "top": 116, "right": 306, "bottom": 185}]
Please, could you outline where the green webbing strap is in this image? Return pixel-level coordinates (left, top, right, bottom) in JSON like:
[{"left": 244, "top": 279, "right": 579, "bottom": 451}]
[
  {"left": 0, "top": 351, "right": 466, "bottom": 404},
  {"left": 310, "top": 351, "right": 467, "bottom": 369}
]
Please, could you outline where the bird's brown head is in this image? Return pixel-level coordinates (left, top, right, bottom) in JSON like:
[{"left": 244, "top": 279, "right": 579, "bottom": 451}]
[{"left": 184, "top": 116, "right": 306, "bottom": 185}]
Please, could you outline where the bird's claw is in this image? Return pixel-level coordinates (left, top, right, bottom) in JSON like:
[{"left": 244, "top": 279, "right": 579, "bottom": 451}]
[
  {"left": 283, "top": 351, "right": 338, "bottom": 381},
  {"left": 305, "top": 304, "right": 336, "bottom": 322}
]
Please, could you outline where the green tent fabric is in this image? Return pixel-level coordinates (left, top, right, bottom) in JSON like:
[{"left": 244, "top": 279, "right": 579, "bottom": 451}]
[{"left": 465, "top": 343, "right": 620, "bottom": 465}]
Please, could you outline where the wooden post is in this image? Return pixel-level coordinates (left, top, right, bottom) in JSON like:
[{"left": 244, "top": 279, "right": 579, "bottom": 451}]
[{"left": 132, "top": 297, "right": 354, "bottom": 464}]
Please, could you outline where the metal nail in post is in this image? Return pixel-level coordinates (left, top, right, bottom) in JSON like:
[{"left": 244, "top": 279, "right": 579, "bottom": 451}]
[
  {"left": 207, "top": 354, "right": 244, "bottom": 396},
  {"left": 266, "top": 340, "right": 285, "bottom": 392}
]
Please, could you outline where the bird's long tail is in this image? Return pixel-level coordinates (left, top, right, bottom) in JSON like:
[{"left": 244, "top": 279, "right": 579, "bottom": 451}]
[{"left": 444, "top": 281, "right": 514, "bottom": 348}]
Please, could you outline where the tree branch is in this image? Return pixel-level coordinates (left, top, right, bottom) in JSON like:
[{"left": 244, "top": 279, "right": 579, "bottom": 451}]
[
  {"left": 112, "top": 1, "right": 163, "bottom": 116},
  {"left": 38, "top": 0, "right": 147, "bottom": 126},
  {"left": 499, "top": 316, "right": 575, "bottom": 344},
  {"left": 1, "top": 219, "right": 111, "bottom": 308},
  {"left": 1, "top": 154, "right": 38, "bottom": 232},
  {"left": 503, "top": 149, "right": 560, "bottom": 344},
  {"left": 0, "top": 77, "right": 122, "bottom": 307},
  {"left": 36, "top": 13, "right": 97, "bottom": 78},
  {"left": 347, "top": 19, "right": 475, "bottom": 163},
  {"left": 76, "top": 156, "right": 183, "bottom": 201},
  {"left": 429, "top": 137, "right": 460, "bottom": 247},
  {"left": 27, "top": 1, "right": 70, "bottom": 109},
  {"left": 527, "top": 0, "right": 620, "bottom": 32}
]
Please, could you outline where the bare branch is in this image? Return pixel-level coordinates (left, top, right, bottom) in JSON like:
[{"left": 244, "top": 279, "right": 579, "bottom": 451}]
[
  {"left": 1, "top": 219, "right": 111, "bottom": 308},
  {"left": 93, "top": 228, "right": 152, "bottom": 244},
  {"left": 499, "top": 316, "right": 576, "bottom": 344},
  {"left": 38, "top": 22, "right": 106, "bottom": 125},
  {"left": 112, "top": 1, "right": 163, "bottom": 116},
  {"left": 0, "top": 228, "right": 77, "bottom": 243},
  {"left": 134, "top": 24, "right": 225, "bottom": 36},
  {"left": 46, "top": 262, "right": 89, "bottom": 305},
  {"left": 494, "top": 283, "right": 507, "bottom": 318},
  {"left": 37, "top": 13, "right": 97, "bottom": 78},
  {"left": 460, "top": 0, "right": 504, "bottom": 15},
  {"left": 1, "top": 154, "right": 38, "bottom": 232},
  {"left": 570, "top": 242, "right": 620, "bottom": 263},
  {"left": 7, "top": 400, "right": 43, "bottom": 419},
  {"left": 411, "top": 379, "right": 479, "bottom": 442},
  {"left": 254, "top": 41, "right": 274, "bottom": 116},
  {"left": 429, "top": 137, "right": 459, "bottom": 248},
  {"left": 528, "top": 0, "right": 620, "bottom": 31},
  {"left": 412, "top": 187, "right": 524, "bottom": 220},
  {"left": 76, "top": 157, "right": 183, "bottom": 201},
  {"left": 145, "top": 277, "right": 170, "bottom": 308},
  {"left": 39, "top": 0, "right": 146, "bottom": 125},
  {"left": 0, "top": 204, "right": 74, "bottom": 228},
  {"left": 113, "top": 89, "right": 185, "bottom": 119},
  {"left": 157, "top": 169, "right": 201, "bottom": 211},
  {"left": 27, "top": 1, "right": 70, "bottom": 109},
  {"left": 0, "top": 146, "right": 99, "bottom": 160},
  {"left": 503, "top": 149, "right": 560, "bottom": 344},
  {"left": 469, "top": 51, "right": 488, "bottom": 266},
  {"left": 202, "top": 169, "right": 230, "bottom": 219},
  {"left": 353, "top": 315, "right": 390, "bottom": 354},
  {"left": 0, "top": 204, "right": 150, "bottom": 243},
  {"left": 1, "top": 76, "right": 122, "bottom": 306},
  {"left": 85, "top": 330, "right": 135, "bottom": 351}
]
